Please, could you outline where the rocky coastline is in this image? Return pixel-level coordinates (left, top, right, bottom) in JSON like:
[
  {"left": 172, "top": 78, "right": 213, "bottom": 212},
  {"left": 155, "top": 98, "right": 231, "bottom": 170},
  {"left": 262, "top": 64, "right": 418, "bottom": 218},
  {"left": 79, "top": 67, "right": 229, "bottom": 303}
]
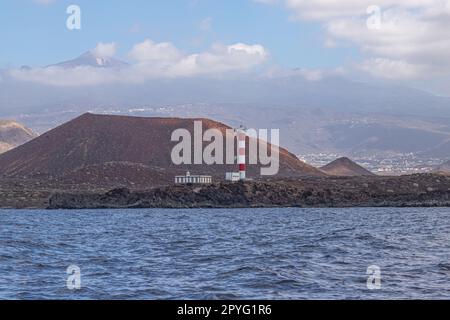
[{"left": 46, "top": 174, "right": 450, "bottom": 209}]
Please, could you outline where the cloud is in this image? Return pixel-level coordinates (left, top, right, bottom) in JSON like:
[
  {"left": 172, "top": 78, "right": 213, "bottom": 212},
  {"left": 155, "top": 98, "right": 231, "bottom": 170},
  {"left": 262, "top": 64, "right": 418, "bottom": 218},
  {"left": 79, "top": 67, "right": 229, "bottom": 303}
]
[
  {"left": 10, "top": 40, "right": 269, "bottom": 86},
  {"left": 258, "top": 0, "right": 450, "bottom": 80},
  {"left": 359, "top": 58, "right": 427, "bottom": 79},
  {"left": 128, "top": 39, "right": 183, "bottom": 63},
  {"left": 129, "top": 40, "right": 268, "bottom": 79},
  {"left": 91, "top": 42, "right": 117, "bottom": 58},
  {"left": 10, "top": 66, "right": 121, "bottom": 87},
  {"left": 264, "top": 65, "right": 345, "bottom": 81},
  {"left": 285, "top": 0, "right": 437, "bottom": 20}
]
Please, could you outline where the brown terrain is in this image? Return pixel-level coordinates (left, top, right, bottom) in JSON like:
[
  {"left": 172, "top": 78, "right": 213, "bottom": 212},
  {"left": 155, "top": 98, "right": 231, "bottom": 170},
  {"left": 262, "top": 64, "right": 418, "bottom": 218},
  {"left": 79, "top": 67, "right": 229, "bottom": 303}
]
[
  {"left": 1, "top": 113, "right": 450, "bottom": 209},
  {"left": 320, "top": 157, "right": 375, "bottom": 176},
  {"left": 0, "top": 113, "right": 323, "bottom": 181},
  {"left": 0, "top": 120, "right": 36, "bottom": 154},
  {"left": 0, "top": 113, "right": 325, "bottom": 208}
]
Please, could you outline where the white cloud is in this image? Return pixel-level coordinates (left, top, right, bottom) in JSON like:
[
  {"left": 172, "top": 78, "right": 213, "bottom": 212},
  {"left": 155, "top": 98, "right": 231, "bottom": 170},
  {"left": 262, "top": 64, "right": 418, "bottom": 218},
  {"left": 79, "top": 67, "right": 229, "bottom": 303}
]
[
  {"left": 258, "top": 0, "right": 450, "bottom": 80},
  {"left": 10, "top": 65, "right": 124, "bottom": 87},
  {"left": 91, "top": 42, "right": 118, "bottom": 58},
  {"left": 359, "top": 58, "right": 427, "bottom": 79},
  {"left": 129, "top": 39, "right": 183, "bottom": 63},
  {"left": 130, "top": 41, "right": 268, "bottom": 78},
  {"left": 285, "top": 0, "right": 437, "bottom": 20},
  {"left": 228, "top": 43, "right": 267, "bottom": 56},
  {"left": 10, "top": 40, "right": 269, "bottom": 86},
  {"left": 264, "top": 65, "right": 345, "bottom": 81}
]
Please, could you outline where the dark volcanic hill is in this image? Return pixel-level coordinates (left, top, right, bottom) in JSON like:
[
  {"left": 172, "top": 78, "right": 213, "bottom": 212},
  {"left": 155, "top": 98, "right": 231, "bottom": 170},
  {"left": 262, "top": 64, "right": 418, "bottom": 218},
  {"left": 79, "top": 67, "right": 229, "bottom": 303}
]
[
  {"left": 320, "top": 157, "right": 375, "bottom": 176},
  {"left": 0, "top": 113, "right": 323, "bottom": 187},
  {"left": 0, "top": 120, "right": 36, "bottom": 154}
]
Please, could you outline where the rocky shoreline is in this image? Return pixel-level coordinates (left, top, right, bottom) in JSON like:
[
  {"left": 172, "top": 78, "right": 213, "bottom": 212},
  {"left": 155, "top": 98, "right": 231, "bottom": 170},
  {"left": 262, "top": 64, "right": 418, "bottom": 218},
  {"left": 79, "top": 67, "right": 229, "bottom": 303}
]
[{"left": 46, "top": 174, "right": 450, "bottom": 209}]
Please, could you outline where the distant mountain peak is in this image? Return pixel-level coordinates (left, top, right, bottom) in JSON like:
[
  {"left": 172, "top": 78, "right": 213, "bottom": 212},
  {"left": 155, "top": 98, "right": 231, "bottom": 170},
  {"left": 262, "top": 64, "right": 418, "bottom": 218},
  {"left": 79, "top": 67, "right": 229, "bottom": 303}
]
[
  {"left": 0, "top": 120, "right": 37, "bottom": 154},
  {"left": 47, "top": 51, "right": 129, "bottom": 69},
  {"left": 320, "top": 157, "right": 375, "bottom": 176}
]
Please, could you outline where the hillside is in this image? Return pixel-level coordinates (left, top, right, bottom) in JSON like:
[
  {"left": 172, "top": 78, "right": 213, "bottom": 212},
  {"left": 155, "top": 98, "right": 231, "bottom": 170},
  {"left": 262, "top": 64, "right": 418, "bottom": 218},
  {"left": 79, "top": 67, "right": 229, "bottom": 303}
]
[
  {"left": 435, "top": 160, "right": 450, "bottom": 174},
  {"left": 320, "top": 157, "right": 375, "bottom": 176},
  {"left": 0, "top": 120, "right": 36, "bottom": 154},
  {"left": 0, "top": 113, "right": 324, "bottom": 187}
]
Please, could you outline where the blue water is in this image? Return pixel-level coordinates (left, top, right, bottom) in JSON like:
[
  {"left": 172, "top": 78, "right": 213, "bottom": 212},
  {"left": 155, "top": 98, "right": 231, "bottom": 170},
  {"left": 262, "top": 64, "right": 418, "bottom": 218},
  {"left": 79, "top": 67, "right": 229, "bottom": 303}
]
[{"left": 1, "top": 208, "right": 450, "bottom": 300}]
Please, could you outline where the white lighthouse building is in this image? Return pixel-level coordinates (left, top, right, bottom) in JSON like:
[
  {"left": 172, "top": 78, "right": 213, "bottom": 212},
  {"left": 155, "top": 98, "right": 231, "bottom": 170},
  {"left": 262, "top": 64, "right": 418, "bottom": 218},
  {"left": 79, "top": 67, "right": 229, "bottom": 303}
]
[
  {"left": 226, "top": 126, "right": 247, "bottom": 182},
  {"left": 175, "top": 171, "right": 212, "bottom": 184}
]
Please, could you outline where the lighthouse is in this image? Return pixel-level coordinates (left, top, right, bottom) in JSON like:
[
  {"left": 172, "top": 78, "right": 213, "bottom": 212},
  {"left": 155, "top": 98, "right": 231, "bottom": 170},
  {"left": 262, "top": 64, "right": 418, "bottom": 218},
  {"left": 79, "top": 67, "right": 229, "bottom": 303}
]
[
  {"left": 225, "top": 126, "right": 247, "bottom": 182},
  {"left": 237, "top": 126, "right": 246, "bottom": 181}
]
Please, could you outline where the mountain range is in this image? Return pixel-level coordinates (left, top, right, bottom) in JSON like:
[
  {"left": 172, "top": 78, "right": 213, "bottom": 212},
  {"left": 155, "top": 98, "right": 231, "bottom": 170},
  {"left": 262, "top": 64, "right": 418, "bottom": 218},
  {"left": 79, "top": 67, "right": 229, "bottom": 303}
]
[
  {"left": 5, "top": 112, "right": 450, "bottom": 199},
  {"left": 2, "top": 51, "right": 450, "bottom": 160},
  {"left": 2, "top": 113, "right": 450, "bottom": 210},
  {"left": 47, "top": 51, "right": 129, "bottom": 69}
]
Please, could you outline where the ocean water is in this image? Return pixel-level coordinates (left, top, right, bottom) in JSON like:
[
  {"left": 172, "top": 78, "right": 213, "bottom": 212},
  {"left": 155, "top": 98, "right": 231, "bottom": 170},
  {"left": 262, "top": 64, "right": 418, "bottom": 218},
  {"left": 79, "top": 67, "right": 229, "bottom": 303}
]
[{"left": 0, "top": 208, "right": 450, "bottom": 300}]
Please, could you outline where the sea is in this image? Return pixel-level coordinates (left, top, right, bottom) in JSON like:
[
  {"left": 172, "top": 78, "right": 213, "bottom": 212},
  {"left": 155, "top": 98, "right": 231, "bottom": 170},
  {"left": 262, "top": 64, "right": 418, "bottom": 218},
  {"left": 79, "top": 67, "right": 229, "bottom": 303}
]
[{"left": 1, "top": 208, "right": 450, "bottom": 300}]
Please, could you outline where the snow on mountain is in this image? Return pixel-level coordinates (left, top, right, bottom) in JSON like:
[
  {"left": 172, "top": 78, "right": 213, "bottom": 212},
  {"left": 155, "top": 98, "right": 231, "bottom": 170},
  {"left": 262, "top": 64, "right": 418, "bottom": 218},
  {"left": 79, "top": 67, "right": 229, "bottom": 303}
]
[{"left": 47, "top": 51, "right": 129, "bottom": 69}]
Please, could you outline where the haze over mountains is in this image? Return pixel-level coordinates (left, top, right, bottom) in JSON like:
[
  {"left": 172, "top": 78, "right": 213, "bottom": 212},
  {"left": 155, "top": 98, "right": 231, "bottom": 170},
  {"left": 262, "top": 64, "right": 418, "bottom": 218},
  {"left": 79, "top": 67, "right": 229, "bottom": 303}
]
[{"left": 2, "top": 51, "right": 450, "bottom": 163}]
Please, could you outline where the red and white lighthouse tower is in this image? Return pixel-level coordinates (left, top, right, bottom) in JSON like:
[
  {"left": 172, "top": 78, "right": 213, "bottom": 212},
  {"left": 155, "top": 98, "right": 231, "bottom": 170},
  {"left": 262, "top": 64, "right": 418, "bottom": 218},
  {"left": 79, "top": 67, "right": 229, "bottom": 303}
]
[{"left": 237, "top": 127, "right": 246, "bottom": 181}]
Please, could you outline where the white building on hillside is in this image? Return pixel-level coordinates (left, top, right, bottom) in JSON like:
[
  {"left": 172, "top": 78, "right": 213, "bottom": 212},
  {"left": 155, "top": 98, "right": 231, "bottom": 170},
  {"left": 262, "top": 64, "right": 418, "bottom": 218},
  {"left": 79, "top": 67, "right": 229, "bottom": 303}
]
[
  {"left": 175, "top": 172, "right": 212, "bottom": 184},
  {"left": 225, "top": 172, "right": 241, "bottom": 182}
]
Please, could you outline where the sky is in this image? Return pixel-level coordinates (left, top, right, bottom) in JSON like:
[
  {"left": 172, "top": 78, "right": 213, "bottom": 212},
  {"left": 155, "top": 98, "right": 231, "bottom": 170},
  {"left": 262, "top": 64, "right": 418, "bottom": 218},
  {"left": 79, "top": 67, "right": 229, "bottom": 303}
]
[
  {"left": 0, "top": 0, "right": 356, "bottom": 69},
  {"left": 0, "top": 0, "right": 357, "bottom": 68},
  {"left": 1, "top": 0, "right": 450, "bottom": 94}
]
